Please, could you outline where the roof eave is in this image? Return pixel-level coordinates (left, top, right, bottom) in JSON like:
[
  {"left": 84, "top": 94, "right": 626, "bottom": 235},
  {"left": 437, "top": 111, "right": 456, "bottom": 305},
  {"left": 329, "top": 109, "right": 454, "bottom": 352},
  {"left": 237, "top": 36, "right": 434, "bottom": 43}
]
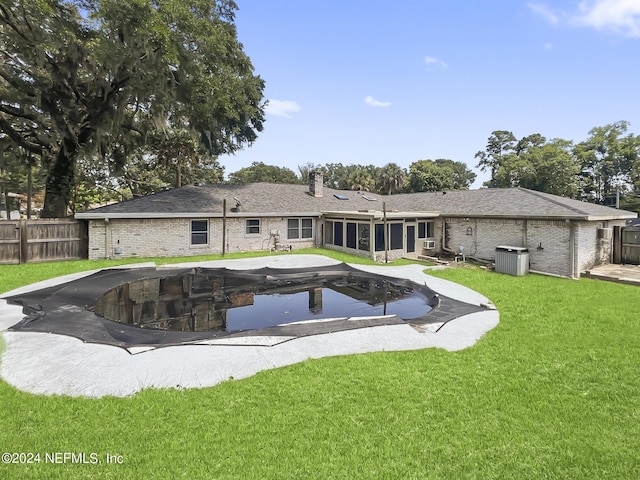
[
  {"left": 586, "top": 214, "right": 638, "bottom": 221},
  {"left": 443, "top": 213, "right": 637, "bottom": 221},
  {"left": 322, "top": 210, "right": 440, "bottom": 220},
  {"left": 75, "top": 212, "right": 323, "bottom": 220},
  {"left": 442, "top": 213, "right": 589, "bottom": 220}
]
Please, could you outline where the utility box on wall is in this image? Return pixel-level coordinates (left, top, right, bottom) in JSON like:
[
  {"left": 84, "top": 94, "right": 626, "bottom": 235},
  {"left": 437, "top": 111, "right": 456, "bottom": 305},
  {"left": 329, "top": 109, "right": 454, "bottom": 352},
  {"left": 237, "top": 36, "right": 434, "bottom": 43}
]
[{"left": 495, "top": 246, "right": 529, "bottom": 276}]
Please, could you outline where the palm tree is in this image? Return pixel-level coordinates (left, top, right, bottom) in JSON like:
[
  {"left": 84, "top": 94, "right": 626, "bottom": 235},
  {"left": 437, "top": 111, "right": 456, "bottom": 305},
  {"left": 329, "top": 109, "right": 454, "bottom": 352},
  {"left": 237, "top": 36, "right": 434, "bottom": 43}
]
[
  {"left": 377, "top": 163, "right": 406, "bottom": 195},
  {"left": 346, "top": 169, "right": 375, "bottom": 192}
]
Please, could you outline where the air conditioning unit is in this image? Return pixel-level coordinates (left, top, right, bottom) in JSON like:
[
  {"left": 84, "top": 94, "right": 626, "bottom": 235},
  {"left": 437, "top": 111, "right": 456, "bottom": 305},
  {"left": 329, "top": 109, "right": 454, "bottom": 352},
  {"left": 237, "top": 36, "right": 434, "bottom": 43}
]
[
  {"left": 597, "top": 228, "right": 612, "bottom": 239},
  {"left": 423, "top": 240, "right": 436, "bottom": 249}
]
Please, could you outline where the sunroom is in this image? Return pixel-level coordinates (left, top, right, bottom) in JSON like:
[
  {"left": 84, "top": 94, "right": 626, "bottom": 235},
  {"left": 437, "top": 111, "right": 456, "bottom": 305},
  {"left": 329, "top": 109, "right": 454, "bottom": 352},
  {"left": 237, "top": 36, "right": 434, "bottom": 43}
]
[{"left": 321, "top": 210, "right": 440, "bottom": 262}]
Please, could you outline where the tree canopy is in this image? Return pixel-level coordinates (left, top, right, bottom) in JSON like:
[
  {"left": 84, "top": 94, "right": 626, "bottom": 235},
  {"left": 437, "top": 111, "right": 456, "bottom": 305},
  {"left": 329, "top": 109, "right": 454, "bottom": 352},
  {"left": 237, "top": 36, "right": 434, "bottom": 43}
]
[
  {"left": 377, "top": 163, "right": 406, "bottom": 195},
  {"left": 408, "top": 159, "right": 476, "bottom": 192},
  {"left": 475, "top": 123, "right": 640, "bottom": 211},
  {"left": 228, "top": 162, "right": 300, "bottom": 185},
  {"left": 0, "top": 0, "right": 265, "bottom": 216},
  {"left": 574, "top": 121, "right": 639, "bottom": 205},
  {"left": 474, "top": 130, "right": 516, "bottom": 188}
]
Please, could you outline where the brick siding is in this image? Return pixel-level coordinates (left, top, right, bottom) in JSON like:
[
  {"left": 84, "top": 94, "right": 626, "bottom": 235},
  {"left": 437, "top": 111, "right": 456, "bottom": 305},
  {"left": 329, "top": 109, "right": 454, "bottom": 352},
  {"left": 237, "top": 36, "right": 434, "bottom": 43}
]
[
  {"left": 88, "top": 217, "right": 318, "bottom": 260},
  {"left": 88, "top": 215, "right": 620, "bottom": 278}
]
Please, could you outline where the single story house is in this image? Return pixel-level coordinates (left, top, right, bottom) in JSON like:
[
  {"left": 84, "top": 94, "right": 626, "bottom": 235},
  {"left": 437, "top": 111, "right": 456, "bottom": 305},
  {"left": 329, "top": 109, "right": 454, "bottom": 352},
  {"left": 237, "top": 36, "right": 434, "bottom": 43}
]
[{"left": 76, "top": 172, "right": 637, "bottom": 278}]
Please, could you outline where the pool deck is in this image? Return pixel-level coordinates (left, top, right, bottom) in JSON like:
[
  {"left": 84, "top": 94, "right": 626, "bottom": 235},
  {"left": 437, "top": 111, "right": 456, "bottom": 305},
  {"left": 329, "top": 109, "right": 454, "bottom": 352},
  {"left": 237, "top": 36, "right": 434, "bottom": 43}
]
[
  {"left": 0, "top": 255, "right": 499, "bottom": 398},
  {"left": 583, "top": 263, "right": 640, "bottom": 286}
]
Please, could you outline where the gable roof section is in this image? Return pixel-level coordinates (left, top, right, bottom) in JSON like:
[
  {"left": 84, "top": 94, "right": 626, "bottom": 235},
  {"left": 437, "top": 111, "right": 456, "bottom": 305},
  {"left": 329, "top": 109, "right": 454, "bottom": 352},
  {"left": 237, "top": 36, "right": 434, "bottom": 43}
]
[
  {"left": 75, "top": 183, "right": 396, "bottom": 219},
  {"left": 389, "top": 188, "right": 636, "bottom": 220},
  {"left": 75, "top": 183, "right": 637, "bottom": 221}
]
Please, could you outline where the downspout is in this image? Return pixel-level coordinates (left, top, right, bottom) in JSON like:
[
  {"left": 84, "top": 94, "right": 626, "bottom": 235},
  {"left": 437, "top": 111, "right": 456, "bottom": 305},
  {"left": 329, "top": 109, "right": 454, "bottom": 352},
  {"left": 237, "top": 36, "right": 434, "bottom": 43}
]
[
  {"left": 369, "top": 216, "right": 374, "bottom": 261},
  {"left": 104, "top": 218, "right": 111, "bottom": 259},
  {"left": 569, "top": 220, "right": 577, "bottom": 278},
  {"left": 441, "top": 217, "right": 455, "bottom": 254},
  {"left": 222, "top": 199, "right": 226, "bottom": 257},
  {"left": 473, "top": 218, "right": 478, "bottom": 255},
  {"left": 383, "top": 202, "right": 388, "bottom": 263}
]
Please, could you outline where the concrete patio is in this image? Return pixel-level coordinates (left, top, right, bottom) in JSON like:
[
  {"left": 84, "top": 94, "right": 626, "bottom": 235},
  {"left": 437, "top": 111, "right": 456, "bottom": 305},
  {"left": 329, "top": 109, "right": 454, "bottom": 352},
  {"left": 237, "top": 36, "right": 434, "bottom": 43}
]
[
  {"left": 583, "top": 263, "right": 640, "bottom": 286},
  {"left": 0, "top": 255, "right": 499, "bottom": 398}
]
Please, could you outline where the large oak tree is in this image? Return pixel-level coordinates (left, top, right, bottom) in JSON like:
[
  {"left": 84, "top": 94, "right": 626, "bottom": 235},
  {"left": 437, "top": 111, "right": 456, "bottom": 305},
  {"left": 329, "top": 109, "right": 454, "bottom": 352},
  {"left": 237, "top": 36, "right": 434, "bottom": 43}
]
[
  {"left": 573, "top": 121, "right": 639, "bottom": 205},
  {"left": 0, "top": 0, "right": 265, "bottom": 217}
]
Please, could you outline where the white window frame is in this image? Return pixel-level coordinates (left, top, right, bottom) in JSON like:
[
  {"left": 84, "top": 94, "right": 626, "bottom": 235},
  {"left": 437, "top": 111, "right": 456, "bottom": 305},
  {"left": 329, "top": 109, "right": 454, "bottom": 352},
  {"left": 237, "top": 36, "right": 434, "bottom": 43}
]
[
  {"left": 287, "top": 217, "right": 314, "bottom": 240},
  {"left": 190, "top": 219, "right": 209, "bottom": 246},
  {"left": 245, "top": 218, "right": 261, "bottom": 235},
  {"left": 418, "top": 220, "right": 435, "bottom": 239}
]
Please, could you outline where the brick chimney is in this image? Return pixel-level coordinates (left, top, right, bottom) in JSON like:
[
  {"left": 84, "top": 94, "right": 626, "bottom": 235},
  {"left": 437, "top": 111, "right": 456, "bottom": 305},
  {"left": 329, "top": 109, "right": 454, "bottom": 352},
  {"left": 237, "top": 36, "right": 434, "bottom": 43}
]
[{"left": 309, "top": 171, "right": 323, "bottom": 198}]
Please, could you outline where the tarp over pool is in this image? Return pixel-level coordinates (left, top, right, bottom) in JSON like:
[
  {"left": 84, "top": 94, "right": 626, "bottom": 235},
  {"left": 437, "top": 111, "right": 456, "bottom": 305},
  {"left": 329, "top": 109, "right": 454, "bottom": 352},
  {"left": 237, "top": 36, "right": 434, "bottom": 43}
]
[{"left": 6, "top": 263, "right": 485, "bottom": 349}]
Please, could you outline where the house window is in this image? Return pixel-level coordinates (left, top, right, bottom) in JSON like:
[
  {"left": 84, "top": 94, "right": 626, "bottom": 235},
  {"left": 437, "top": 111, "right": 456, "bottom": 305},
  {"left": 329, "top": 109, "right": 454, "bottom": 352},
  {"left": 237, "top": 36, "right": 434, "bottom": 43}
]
[
  {"left": 375, "top": 224, "right": 385, "bottom": 251},
  {"left": 325, "top": 220, "right": 334, "bottom": 244},
  {"left": 358, "top": 223, "right": 370, "bottom": 251},
  {"left": 418, "top": 221, "right": 435, "bottom": 238},
  {"left": 191, "top": 220, "right": 208, "bottom": 245},
  {"left": 346, "top": 222, "right": 357, "bottom": 249},
  {"left": 390, "top": 223, "right": 403, "bottom": 250},
  {"left": 334, "top": 221, "right": 344, "bottom": 246},
  {"left": 287, "top": 218, "right": 314, "bottom": 240},
  {"left": 302, "top": 218, "right": 313, "bottom": 238},
  {"left": 373, "top": 223, "right": 404, "bottom": 251},
  {"left": 245, "top": 219, "right": 261, "bottom": 235}
]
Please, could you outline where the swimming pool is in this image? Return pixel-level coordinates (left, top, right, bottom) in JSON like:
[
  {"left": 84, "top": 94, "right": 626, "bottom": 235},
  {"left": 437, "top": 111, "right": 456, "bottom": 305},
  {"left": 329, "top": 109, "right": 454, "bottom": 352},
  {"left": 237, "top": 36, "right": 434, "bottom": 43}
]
[{"left": 6, "top": 263, "right": 484, "bottom": 348}]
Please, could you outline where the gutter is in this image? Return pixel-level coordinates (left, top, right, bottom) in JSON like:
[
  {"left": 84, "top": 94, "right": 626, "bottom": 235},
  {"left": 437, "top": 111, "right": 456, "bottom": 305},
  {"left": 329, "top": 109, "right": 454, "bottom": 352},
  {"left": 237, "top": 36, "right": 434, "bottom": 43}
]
[
  {"left": 585, "top": 214, "right": 638, "bottom": 221},
  {"left": 75, "top": 212, "right": 324, "bottom": 220},
  {"left": 442, "top": 213, "right": 592, "bottom": 221},
  {"left": 76, "top": 212, "right": 637, "bottom": 222},
  {"left": 443, "top": 213, "right": 636, "bottom": 221}
]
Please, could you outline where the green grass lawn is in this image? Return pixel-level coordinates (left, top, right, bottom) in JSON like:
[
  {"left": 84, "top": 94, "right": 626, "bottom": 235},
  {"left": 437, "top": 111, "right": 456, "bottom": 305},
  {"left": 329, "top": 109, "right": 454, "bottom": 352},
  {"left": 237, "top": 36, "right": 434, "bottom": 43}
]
[
  {"left": 0, "top": 252, "right": 638, "bottom": 479},
  {"left": 0, "top": 247, "right": 433, "bottom": 295}
]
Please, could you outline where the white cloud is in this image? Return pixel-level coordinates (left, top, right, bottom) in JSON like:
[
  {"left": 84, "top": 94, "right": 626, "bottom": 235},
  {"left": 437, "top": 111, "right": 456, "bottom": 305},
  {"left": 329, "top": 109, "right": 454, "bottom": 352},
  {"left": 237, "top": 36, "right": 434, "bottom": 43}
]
[
  {"left": 528, "top": 0, "right": 640, "bottom": 37},
  {"left": 528, "top": 2, "right": 561, "bottom": 24},
  {"left": 424, "top": 56, "right": 448, "bottom": 68},
  {"left": 264, "top": 99, "right": 301, "bottom": 117},
  {"left": 364, "top": 96, "right": 392, "bottom": 108},
  {"left": 574, "top": 0, "right": 640, "bottom": 37},
  {"left": 543, "top": 42, "right": 554, "bottom": 50}
]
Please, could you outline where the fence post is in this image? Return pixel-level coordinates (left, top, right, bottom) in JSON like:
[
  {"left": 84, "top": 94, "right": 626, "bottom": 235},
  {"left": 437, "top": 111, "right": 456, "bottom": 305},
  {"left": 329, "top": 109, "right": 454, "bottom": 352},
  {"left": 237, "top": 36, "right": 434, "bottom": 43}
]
[{"left": 19, "top": 219, "right": 27, "bottom": 264}]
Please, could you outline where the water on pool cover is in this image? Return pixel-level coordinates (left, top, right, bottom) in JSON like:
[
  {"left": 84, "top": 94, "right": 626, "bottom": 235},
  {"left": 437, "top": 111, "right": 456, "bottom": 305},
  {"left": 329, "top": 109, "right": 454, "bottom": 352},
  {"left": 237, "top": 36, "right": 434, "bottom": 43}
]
[{"left": 93, "top": 271, "right": 436, "bottom": 333}]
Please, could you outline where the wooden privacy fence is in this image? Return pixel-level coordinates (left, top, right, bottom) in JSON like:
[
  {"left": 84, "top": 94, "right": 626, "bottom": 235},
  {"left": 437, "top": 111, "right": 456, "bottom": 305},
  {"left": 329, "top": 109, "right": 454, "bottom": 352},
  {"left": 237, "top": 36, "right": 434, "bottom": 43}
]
[
  {"left": 0, "top": 219, "right": 88, "bottom": 264},
  {"left": 613, "top": 225, "right": 640, "bottom": 265}
]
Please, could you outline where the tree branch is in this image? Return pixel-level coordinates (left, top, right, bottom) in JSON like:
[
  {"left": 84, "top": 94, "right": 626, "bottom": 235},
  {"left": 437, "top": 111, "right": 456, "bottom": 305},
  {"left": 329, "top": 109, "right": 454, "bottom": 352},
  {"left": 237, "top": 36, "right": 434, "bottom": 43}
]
[
  {"left": 0, "top": 117, "right": 44, "bottom": 155},
  {"left": 0, "top": 103, "right": 40, "bottom": 122}
]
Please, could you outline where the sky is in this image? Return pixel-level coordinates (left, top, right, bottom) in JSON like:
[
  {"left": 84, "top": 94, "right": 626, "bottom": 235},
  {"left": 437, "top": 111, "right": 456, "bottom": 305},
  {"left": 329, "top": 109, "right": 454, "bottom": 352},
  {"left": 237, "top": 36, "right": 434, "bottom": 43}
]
[{"left": 218, "top": 0, "right": 640, "bottom": 188}]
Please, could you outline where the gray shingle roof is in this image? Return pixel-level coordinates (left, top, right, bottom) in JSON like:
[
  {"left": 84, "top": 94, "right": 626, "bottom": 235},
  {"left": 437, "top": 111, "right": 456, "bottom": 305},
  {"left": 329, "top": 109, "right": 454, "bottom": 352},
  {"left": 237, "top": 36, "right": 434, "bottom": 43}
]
[
  {"left": 75, "top": 183, "right": 637, "bottom": 221},
  {"left": 389, "top": 187, "right": 636, "bottom": 219}
]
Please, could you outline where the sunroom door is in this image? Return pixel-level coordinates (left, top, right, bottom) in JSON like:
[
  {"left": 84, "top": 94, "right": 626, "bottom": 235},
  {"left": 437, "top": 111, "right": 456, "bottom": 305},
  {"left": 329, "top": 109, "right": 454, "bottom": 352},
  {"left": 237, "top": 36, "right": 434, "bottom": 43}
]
[{"left": 406, "top": 224, "right": 416, "bottom": 253}]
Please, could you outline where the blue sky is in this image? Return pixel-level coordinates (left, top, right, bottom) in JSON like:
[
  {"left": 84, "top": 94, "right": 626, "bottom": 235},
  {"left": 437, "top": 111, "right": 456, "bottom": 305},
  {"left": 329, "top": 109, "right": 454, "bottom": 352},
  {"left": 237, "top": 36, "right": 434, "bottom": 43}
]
[{"left": 219, "top": 0, "right": 640, "bottom": 188}]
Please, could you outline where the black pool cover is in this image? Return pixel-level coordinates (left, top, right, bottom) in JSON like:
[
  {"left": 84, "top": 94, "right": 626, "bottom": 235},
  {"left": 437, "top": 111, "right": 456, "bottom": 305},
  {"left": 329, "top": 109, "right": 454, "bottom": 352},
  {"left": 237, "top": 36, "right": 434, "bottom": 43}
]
[{"left": 6, "top": 263, "right": 485, "bottom": 348}]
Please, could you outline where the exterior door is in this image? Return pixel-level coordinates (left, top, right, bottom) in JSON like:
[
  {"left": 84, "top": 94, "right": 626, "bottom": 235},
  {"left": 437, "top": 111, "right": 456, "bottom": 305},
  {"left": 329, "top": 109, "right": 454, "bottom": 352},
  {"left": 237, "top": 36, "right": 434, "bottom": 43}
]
[{"left": 406, "top": 224, "right": 416, "bottom": 254}]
